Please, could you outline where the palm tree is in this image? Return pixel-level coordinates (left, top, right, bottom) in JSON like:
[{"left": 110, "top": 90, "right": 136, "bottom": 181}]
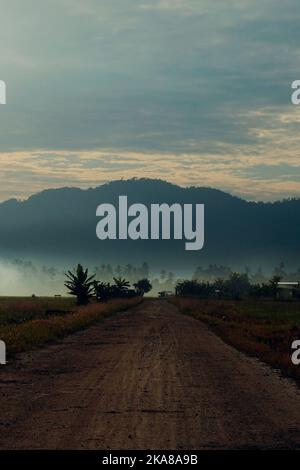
[
  {"left": 64, "top": 264, "right": 95, "bottom": 305},
  {"left": 112, "top": 277, "right": 130, "bottom": 297},
  {"left": 94, "top": 280, "right": 112, "bottom": 302}
]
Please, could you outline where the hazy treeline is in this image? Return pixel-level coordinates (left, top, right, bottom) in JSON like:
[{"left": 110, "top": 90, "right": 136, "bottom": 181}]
[
  {"left": 0, "top": 259, "right": 62, "bottom": 296},
  {"left": 64, "top": 264, "right": 152, "bottom": 305},
  {"left": 94, "top": 262, "right": 150, "bottom": 283},
  {"left": 176, "top": 274, "right": 287, "bottom": 300},
  {"left": 1, "top": 258, "right": 300, "bottom": 297},
  {"left": 192, "top": 262, "right": 300, "bottom": 284}
]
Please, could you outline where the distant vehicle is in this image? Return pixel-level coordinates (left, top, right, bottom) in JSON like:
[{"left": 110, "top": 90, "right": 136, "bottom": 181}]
[
  {"left": 158, "top": 291, "right": 174, "bottom": 298},
  {"left": 54, "top": 294, "right": 62, "bottom": 298}
]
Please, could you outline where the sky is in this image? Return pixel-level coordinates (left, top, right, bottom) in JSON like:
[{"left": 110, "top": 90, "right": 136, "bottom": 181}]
[{"left": 0, "top": 0, "right": 300, "bottom": 201}]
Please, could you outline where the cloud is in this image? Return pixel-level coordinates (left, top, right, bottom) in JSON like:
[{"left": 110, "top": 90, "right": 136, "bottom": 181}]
[
  {"left": 1, "top": 0, "right": 300, "bottom": 200},
  {"left": 2, "top": 110, "right": 300, "bottom": 203},
  {"left": 140, "top": 0, "right": 196, "bottom": 12}
]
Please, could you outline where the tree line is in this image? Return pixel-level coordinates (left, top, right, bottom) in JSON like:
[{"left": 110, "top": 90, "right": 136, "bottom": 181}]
[
  {"left": 64, "top": 264, "right": 152, "bottom": 305},
  {"left": 175, "top": 274, "right": 287, "bottom": 300},
  {"left": 65, "top": 265, "right": 291, "bottom": 305}
]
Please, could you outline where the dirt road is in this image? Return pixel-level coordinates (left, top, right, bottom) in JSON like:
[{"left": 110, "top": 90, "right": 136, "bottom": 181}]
[{"left": 1, "top": 300, "right": 300, "bottom": 449}]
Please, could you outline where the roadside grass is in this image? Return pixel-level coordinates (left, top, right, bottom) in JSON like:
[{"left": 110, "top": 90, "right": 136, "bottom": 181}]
[
  {"left": 0, "top": 296, "right": 142, "bottom": 356},
  {"left": 171, "top": 297, "right": 300, "bottom": 381},
  {"left": 0, "top": 297, "right": 76, "bottom": 325}
]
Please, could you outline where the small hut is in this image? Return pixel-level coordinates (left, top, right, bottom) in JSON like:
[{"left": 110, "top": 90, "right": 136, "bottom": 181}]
[{"left": 278, "top": 282, "right": 300, "bottom": 299}]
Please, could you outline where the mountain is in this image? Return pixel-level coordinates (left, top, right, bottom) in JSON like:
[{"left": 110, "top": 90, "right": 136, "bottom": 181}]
[{"left": 0, "top": 178, "right": 299, "bottom": 271}]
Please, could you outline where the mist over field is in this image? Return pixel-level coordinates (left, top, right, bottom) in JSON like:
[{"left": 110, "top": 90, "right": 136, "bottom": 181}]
[
  {"left": 0, "top": 253, "right": 298, "bottom": 299},
  {"left": 0, "top": 260, "right": 65, "bottom": 297}
]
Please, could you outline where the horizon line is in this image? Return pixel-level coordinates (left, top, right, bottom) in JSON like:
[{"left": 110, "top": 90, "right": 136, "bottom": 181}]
[{"left": 1, "top": 177, "right": 298, "bottom": 205}]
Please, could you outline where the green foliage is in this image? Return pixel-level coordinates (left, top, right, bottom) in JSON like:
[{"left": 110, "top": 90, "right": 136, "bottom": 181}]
[
  {"left": 64, "top": 264, "right": 95, "bottom": 305},
  {"left": 112, "top": 277, "right": 130, "bottom": 297},
  {"left": 175, "top": 272, "right": 300, "bottom": 301},
  {"left": 176, "top": 273, "right": 251, "bottom": 300},
  {"left": 226, "top": 273, "right": 250, "bottom": 300},
  {"left": 269, "top": 275, "right": 282, "bottom": 299},
  {"left": 94, "top": 281, "right": 112, "bottom": 302},
  {"left": 133, "top": 278, "right": 152, "bottom": 296},
  {"left": 176, "top": 280, "right": 211, "bottom": 297},
  {"left": 93, "top": 276, "right": 138, "bottom": 301}
]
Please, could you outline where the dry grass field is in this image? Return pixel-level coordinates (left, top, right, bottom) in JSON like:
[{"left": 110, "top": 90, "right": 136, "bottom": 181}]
[
  {"left": 0, "top": 296, "right": 142, "bottom": 356},
  {"left": 172, "top": 297, "right": 300, "bottom": 381}
]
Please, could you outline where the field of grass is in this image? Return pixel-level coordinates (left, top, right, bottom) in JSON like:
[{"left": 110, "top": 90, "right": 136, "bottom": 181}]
[
  {"left": 0, "top": 297, "right": 76, "bottom": 325},
  {"left": 172, "top": 297, "right": 300, "bottom": 381},
  {"left": 0, "top": 296, "right": 142, "bottom": 356}
]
